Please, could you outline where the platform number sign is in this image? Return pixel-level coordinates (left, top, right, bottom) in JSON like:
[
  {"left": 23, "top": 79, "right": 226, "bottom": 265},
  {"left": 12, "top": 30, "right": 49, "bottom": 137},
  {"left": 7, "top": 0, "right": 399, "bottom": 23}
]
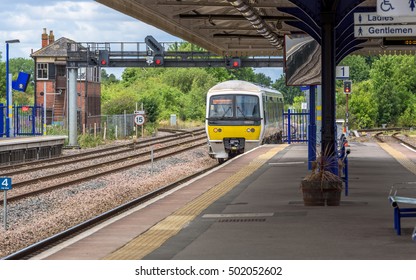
[
  {"left": 134, "top": 114, "right": 145, "bottom": 126},
  {"left": 336, "top": 66, "right": 349, "bottom": 80},
  {"left": 0, "top": 178, "right": 12, "bottom": 190}
]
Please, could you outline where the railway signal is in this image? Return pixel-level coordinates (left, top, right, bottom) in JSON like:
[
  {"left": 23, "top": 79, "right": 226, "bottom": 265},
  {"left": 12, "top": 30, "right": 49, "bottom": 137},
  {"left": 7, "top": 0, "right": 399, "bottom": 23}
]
[
  {"left": 343, "top": 80, "right": 352, "bottom": 94},
  {"left": 153, "top": 55, "right": 164, "bottom": 66},
  {"left": 99, "top": 50, "right": 110, "bottom": 66},
  {"left": 227, "top": 57, "right": 241, "bottom": 68}
]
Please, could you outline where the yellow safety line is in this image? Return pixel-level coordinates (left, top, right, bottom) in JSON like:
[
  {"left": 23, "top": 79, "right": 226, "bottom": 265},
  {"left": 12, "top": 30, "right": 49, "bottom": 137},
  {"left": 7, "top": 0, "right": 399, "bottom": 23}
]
[
  {"left": 378, "top": 143, "right": 416, "bottom": 175},
  {"left": 103, "top": 144, "right": 288, "bottom": 260}
]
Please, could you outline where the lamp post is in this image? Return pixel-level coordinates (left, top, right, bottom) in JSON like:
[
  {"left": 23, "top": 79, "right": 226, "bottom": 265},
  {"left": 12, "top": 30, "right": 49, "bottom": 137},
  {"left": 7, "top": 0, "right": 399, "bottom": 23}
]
[{"left": 5, "top": 39, "right": 20, "bottom": 137}]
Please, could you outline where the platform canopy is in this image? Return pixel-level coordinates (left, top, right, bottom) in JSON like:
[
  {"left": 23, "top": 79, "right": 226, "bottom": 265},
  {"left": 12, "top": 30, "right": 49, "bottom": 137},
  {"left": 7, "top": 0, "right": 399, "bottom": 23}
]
[
  {"left": 94, "top": 0, "right": 410, "bottom": 167},
  {"left": 95, "top": 0, "right": 397, "bottom": 61}
]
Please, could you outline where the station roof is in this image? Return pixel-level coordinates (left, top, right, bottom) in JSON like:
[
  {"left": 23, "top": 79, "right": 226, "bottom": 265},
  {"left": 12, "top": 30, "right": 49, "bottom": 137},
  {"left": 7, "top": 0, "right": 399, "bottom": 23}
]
[{"left": 95, "top": 0, "right": 395, "bottom": 61}]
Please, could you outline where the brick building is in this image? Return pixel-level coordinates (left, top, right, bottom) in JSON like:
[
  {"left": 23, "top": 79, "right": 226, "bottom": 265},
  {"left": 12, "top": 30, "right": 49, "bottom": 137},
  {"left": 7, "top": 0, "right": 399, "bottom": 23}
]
[{"left": 31, "top": 28, "right": 101, "bottom": 130}]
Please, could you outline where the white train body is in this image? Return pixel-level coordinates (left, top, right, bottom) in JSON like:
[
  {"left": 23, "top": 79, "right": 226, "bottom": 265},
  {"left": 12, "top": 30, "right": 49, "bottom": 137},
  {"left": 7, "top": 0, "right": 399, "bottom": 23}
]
[{"left": 205, "top": 80, "right": 284, "bottom": 163}]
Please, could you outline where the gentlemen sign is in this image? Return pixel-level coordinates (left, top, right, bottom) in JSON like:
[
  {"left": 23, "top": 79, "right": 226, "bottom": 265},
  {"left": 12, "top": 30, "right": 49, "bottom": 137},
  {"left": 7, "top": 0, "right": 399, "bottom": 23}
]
[{"left": 354, "top": 24, "right": 416, "bottom": 37}]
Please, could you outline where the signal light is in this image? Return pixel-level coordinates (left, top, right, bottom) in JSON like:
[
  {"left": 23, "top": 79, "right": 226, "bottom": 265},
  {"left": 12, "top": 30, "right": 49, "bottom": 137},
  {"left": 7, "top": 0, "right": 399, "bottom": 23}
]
[
  {"left": 99, "top": 50, "right": 109, "bottom": 66},
  {"left": 343, "top": 80, "right": 352, "bottom": 94},
  {"left": 229, "top": 57, "right": 241, "bottom": 68},
  {"left": 153, "top": 55, "right": 164, "bottom": 66}
]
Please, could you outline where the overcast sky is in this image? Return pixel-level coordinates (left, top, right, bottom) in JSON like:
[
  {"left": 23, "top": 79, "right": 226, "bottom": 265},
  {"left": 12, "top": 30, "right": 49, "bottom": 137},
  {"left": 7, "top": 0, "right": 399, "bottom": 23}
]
[{"left": 0, "top": 0, "right": 282, "bottom": 80}]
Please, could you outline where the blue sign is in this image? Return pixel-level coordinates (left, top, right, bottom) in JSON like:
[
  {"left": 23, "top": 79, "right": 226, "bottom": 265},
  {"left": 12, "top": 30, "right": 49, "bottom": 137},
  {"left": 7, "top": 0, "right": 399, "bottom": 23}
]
[
  {"left": 12, "top": 71, "right": 31, "bottom": 92},
  {"left": 0, "top": 178, "right": 12, "bottom": 190},
  {"left": 300, "top": 86, "right": 310, "bottom": 91}
]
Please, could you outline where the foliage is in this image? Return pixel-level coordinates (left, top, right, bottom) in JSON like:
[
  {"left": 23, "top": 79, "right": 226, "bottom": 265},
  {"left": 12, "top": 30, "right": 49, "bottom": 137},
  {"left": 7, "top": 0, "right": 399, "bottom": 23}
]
[
  {"left": 348, "top": 80, "right": 377, "bottom": 129},
  {"left": 272, "top": 73, "right": 302, "bottom": 105},
  {"left": 397, "top": 95, "right": 416, "bottom": 127},
  {"left": 0, "top": 57, "right": 34, "bottom": 104},
  {"left": 45, "top": 125, "right": 69, "bottom": 145},
  {"left": 334, "top": 54, "right": 416, "bottom": 129},
  {"left": 101, "top": 69, "right": 118, "bottom": 84},
  {"left": 339, "top": 55, "right": 373, "bottom": 82},
  {"left": 369, "top": 55, "right": 415, "bottom": 126},
  {"left": 77, "top": 133, "right": 104, "bottom": 148}
]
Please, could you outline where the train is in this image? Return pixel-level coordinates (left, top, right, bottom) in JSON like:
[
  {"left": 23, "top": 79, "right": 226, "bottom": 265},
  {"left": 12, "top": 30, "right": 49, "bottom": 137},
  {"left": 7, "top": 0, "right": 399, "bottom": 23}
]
[{"left": 205, "top": 80, "right": 284, "bottom": 163}]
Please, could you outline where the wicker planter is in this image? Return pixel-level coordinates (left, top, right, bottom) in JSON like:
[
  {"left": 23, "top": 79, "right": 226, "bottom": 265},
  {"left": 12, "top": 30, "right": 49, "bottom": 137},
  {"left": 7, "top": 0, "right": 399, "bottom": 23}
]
[{"left": 301, "top": 179, "right": 342, "bottom": 206}]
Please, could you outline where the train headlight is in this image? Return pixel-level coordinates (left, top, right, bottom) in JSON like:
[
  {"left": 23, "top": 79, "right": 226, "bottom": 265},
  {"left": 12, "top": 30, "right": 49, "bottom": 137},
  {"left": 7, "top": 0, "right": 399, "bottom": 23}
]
[
  {"left": 246, "top": 128, "right": 255, "bottom": 133},
  {"left": 213, "top": 128, "right": 222, "bottom": 133}
]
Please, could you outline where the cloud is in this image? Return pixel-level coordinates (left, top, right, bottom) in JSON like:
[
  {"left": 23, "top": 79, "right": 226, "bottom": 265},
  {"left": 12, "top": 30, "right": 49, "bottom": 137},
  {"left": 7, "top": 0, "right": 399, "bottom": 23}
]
[{"left": 0, "top": 1, "right": 177, "bottom": 59}]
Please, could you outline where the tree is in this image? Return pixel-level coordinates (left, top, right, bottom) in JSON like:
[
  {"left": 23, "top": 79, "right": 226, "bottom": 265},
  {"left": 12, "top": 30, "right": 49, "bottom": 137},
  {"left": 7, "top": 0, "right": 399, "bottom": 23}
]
[
  {"left": 272, "top": 74, "right": 302, "bottom": 105},
  {"left": 348, "top": 80, "right": 378, "bottom": 129},
  {"left": 339, "top": 55, "right": 372, "bottom": 82},
  {"left": 370, "top": 55, "right": 411, "bottom": 126},
  {"left": 101, "top": 69, "right": 118, "bottom": 84},
  {"left": 0, "top": 57, "right": 34, "bottom": 104}
]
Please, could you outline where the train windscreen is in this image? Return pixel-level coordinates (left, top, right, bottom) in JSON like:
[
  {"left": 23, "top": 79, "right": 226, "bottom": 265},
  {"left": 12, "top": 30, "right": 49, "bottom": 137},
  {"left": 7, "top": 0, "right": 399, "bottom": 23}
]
[{"left": 209, "top": 95, "right": 259, "bottom": 118}]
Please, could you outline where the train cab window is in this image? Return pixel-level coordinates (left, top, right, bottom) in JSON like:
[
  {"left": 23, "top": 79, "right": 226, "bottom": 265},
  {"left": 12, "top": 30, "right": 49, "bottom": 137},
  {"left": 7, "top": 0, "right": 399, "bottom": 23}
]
[
  {"left": 209, "top": 95, "right": 233, "bottom": 117},
  {"left": 236, "top": 95, "right": 259, "bottom": 118}
]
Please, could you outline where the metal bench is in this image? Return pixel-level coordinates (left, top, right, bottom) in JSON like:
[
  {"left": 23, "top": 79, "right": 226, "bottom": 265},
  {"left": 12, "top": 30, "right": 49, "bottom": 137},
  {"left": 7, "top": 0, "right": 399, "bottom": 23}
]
[{"left": 388, "top": 183, "right": 416, "bottom": 236}]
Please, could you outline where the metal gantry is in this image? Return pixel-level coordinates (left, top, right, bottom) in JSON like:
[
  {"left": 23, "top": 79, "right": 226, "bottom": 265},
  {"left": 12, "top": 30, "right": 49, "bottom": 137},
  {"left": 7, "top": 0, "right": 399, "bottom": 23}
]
[{"left": 66, "top": 39, "right": 283, "bottom": 68}]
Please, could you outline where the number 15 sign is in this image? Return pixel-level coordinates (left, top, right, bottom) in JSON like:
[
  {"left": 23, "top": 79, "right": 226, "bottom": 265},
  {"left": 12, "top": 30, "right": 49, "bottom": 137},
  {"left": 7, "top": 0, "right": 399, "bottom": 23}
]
[{"left": 0, "top": 178, "right": 12, "bottom": 190}]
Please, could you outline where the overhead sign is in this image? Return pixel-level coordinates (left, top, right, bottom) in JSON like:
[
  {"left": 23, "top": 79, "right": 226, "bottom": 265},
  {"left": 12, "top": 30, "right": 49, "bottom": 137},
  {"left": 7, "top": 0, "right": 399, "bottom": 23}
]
[
  {"left": 354, "top": 12, "right": 416, "bottom": 25},
  {"left": 354, "top": 24, "right": 416, "bottom": 37},
  {"left": 377, "top": 0, "right": 416, "bottom": 17}
]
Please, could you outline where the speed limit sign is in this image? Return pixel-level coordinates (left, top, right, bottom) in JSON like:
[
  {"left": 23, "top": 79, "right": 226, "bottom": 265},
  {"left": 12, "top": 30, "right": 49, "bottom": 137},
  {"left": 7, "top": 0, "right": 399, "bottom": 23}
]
[{"left": 134, "top": 114, "right": 145, "bottom": 126}]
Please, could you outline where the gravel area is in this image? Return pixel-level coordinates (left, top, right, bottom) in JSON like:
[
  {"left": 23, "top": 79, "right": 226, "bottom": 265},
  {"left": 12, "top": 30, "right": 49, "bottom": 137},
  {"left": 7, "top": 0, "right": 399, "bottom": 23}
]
[{"left": 0, "top": 145, "right": 217, "bottom": 258}]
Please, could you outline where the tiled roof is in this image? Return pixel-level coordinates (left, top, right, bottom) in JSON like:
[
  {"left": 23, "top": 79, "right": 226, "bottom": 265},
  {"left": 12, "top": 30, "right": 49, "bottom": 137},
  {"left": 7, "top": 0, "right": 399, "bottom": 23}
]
[{"left": 31, "top": 37, "right": 76, "bottom": 57}]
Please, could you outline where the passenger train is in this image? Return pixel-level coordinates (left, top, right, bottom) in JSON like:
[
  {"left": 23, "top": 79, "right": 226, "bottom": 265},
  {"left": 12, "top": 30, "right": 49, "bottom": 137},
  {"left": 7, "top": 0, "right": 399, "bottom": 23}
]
[{"left": 205, "top": 80, "right": 284, "bottom": 163}]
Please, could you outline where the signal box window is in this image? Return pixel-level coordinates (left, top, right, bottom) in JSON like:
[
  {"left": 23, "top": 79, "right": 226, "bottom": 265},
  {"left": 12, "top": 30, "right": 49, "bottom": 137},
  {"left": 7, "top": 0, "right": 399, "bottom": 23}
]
[{"left": 37, "top": 63, "right": 48, "bottom": 80}]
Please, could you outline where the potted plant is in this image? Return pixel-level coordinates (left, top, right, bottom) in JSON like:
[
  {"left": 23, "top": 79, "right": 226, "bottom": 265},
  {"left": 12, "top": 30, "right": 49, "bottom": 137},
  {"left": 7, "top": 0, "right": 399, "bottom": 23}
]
[{"left": 300, "top": 147, "right": 343, "bottom": 206}]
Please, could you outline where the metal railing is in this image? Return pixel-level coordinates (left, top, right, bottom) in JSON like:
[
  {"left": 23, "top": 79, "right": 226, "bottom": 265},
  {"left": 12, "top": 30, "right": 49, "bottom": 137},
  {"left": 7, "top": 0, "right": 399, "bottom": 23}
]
[{"left": 283, "top": 109, "right": 309, "bottom": 143}]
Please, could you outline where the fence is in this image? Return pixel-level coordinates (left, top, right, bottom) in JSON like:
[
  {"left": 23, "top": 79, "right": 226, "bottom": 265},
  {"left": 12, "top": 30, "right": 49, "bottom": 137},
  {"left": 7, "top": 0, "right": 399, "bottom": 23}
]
[
  {"left": 14, "top": 105, "right": 44, "bottom": 136},
  {"left": 1, "top": 104, "right": 44, "bottom": 137},
  {"left": 87, "top": 113, "right": 136, "bottom": 139},
  {"left": 283, "top": 109, "right": 309, "bottom": 143}
]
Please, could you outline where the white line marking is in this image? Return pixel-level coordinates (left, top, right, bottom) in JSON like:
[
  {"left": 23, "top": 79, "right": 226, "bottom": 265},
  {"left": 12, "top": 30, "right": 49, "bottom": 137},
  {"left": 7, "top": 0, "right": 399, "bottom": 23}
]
[{"left": 400, "top": 143, "right": 416, "bottom": 153}]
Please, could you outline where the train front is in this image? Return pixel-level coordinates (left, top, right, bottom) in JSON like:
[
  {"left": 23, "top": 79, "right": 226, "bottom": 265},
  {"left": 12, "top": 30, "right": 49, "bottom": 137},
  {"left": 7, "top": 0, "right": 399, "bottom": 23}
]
[{"left": 205, "top": 92, "right": 262, "bottom": 163}]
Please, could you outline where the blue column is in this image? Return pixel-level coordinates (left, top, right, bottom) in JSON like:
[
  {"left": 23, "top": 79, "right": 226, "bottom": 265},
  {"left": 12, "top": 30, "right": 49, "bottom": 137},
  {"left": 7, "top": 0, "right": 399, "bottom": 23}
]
[
  {"left": 5, "top": 43, "right": 10, "bottom": 137},
  {"left": 287, "top": 109, "right": 291, "bottom": 144},
  {"left": 308, "top": 85, "right": 316, "bottom": 170},
  {"left": 0, "top": 103, "right": 4, "bottom": 136}
]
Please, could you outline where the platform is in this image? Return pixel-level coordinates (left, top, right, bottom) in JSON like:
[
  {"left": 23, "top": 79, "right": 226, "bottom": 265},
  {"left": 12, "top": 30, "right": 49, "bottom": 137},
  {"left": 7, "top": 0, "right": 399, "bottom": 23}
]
[
  {"left": 35, "top": 142, "right": 416, "bottom": 260},
  {"left": 0, "top": 135, "right": 67, "bottom": 165}
]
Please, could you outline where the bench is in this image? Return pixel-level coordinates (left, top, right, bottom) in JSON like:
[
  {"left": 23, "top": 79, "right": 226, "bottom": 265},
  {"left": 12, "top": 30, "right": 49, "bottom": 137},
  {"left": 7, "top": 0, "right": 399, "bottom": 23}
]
[{"left": 388, "top": 183, "right": 416, "bottom": 236}]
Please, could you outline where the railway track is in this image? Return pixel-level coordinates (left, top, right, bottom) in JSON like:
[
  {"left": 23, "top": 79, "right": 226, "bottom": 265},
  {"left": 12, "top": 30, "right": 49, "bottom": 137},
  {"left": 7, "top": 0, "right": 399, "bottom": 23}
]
[
  {"left": 0, "top": 134, "right": 207, "bottom": 204},
  {"left": 373, "top": 131, "right": 416, "bottom": 150},
  {"left": 2, "top": 163, "right": 218, "bottom": 260},
  {"left": 0, "top": 128, "right": 205, "bottom": 175}
]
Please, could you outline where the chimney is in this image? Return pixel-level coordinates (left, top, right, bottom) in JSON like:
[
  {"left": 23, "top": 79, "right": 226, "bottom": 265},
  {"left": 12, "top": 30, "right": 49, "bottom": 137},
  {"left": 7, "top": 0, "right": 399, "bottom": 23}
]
[
  {"left": 49, "top": 30, "right": 55, "bottom": 45},
  {"left": 42, "top": 28, "right": 49, "bottom": 48}
]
